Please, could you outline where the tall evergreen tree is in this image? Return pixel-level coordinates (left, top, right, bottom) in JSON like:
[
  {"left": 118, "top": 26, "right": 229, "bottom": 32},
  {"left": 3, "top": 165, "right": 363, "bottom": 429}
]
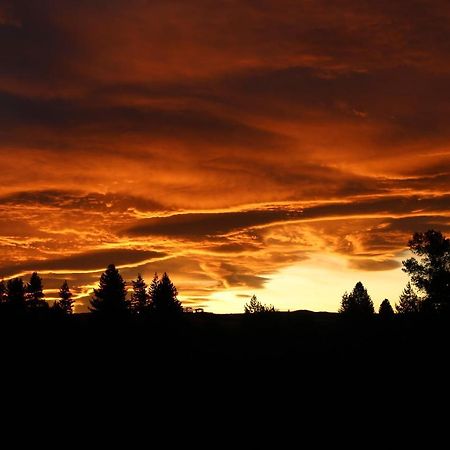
[
  {"left": 148, "top": 272, "right": 159, "bottom": 310},
  {"left": 26, "top": 272, "right": 47, "bottom": 309},
  {"left": 402, "top": 230, "right": 450, "bottom": 311},
  {"left": 151, "top": 272, "right": 182, "bottom": 315},
  {"left": 339, "top": 282, "right": 374, "bottom": 315},
  {"left": 379, "top": 299, "right": 394, "bottom": 318},
  {"left": 56, "top": 280, "right": 74, "bottom": 314},
  {"left": 130, "top": 274, "right": 149, "bottom": 314},
  {"left": 339, "top": 292, "right": 353, "bottom": 314},
  {"left": 6, "top": 277, "right": 26, "bottom": 312},
  {"left": 90, "top": 264, "right": 129, "bottom": 316},
  {"left": 396, "top": 282, "right": 421, "bottom": 314}
]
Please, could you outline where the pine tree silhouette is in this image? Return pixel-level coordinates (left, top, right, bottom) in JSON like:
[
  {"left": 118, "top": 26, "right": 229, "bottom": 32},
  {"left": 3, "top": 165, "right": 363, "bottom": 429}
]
[
  {"left": 396, "top": 282, "right": 421, "bottom": 314},
  {"left": 402, "top": 230, "right": 450, "bottom": 311},
  {"left": 55, "top": 280, "right": 74, "bottom": 314},
  {"left": 6, "top": 278, "right": 26, "bottom": 312},
  {"left": 339, "top": 282, "right": 374, "bottom": 315},
  {"left": 150, "top": 272, "right": 182, "bottom": 315},
  {"left": 244, "top": 295, "right": 276, "bottom": 313},
  {"left": 26, "top": 272, "right": 48, "bottom": 310},
  {"left": 130, "top": 274, "right": 149, "bottom": 315},
  {"left": 379, "top": 299, "right": 394, "bottom": 317},
  {"left": 148, "top": 272, "right": 159, "bottom": 310},
  {"left": 90, "top": 264, "right": 129, "bottom": 316},
  {"left": 339, "top": 292, "right": 353, "bottom": 314}
]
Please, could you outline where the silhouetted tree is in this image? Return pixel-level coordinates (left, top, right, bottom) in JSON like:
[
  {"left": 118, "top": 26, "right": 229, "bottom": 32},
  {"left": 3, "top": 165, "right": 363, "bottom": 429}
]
[
  {"left": 26, "top": 272, "right": 48, "bottom": 310},
  {"left": 339, "top": 292, "right": 353, "bottom": 314},
  {"left": 244, "top": 295, "right": 276, "bottom": 314},
  {"left": 402, "top": 230, "right": 450, "bottom": 311},
  {"left": 90, "top": 264, "right": 129, "bottom": 316},
  {"left": 130, "top": 274, "right": 149, "bottom": 315},
  {"left": 150, "top": 272, "right": 182, "bottom": 315},
  {"left": 339, "top": 282, "right": 374, "bottom": 315},
  {"left": 396, "top": 282, "right": 421, "bottom": 314},
  {"left": 379, "top": 299, "right": 394, "bottom": 318},
  {"left": 148, "top": 272, "right": 159, "bottom": 304},
  {"left": 54, "top": 280, "right": 74, "bottom": 314},
  {"left": 6, "top": 277, "right": 26, "bottom": 312},
  {"left": 147, "top": 272, "right": 158, "bottom": 312}
]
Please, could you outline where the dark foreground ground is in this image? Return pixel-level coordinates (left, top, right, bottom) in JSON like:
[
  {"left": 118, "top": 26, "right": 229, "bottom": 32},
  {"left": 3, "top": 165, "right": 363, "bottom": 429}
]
[
  {"left": 1, "top": 310, "right": 446, "bottom": 441},
  {"left": 2, "top": 310, "right": 449, "bottom": 379},
  {"left": 2, "top": 310, "right": 450, "bottom": 430}
]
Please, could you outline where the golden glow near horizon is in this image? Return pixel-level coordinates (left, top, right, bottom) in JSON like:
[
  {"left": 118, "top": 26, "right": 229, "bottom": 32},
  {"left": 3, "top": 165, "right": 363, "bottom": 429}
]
[{"left": 1, "top": 0, "right": 450, "bottom": 312}]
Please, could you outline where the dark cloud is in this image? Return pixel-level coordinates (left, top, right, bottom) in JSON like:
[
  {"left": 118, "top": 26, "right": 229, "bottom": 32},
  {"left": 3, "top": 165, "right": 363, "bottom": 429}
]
[
  {"left": 0, "top": 189, "right": 165, "bottom": 213},
  {"left": 349, "top": 258, "right": 402, "bottom": 272},
  {"left": 123, "top": 209, "right": 304, "bottom": 238},
  {"left": 0, "top": 90, "right": 288, "bottom": 154},
  {"left": 123, "top": 195, "right": 450, "bottom": 239},
  {"left": 0, "top": 248, "right": 165, "bottom": 278}
]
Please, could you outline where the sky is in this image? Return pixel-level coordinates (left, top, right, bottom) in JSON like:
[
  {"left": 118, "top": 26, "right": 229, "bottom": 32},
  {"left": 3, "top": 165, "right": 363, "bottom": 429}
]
[{"left": 1, "top": 0, "right": 450, "bottom": 312}]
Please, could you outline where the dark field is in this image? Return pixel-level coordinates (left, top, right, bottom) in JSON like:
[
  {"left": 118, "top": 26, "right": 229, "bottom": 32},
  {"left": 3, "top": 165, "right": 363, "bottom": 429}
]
[{"left": 2, "top": 311, "right": 449, "bottom": 380}]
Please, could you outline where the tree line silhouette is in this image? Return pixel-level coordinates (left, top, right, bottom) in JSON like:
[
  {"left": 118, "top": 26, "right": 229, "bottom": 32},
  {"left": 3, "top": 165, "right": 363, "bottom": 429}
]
[
  {"left": 1, "top": 229, "right": 450, "bottom": 319},
  {"left": 338, "top": 229, "right": 450, "bottom": 317},
  {"left": 0, "top": 265, "right": 182, "bottom": 318}
]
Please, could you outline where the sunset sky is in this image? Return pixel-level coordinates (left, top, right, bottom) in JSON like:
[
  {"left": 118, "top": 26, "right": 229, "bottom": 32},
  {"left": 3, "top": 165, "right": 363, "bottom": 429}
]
[{"left": 1, "top": 0, "right": 450, "bottom": 312}]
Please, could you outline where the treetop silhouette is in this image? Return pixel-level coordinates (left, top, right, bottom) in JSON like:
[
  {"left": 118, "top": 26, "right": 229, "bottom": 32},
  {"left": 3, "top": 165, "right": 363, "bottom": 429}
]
[
  {"left": 244, "top": 295, "right": 276, "bottom": 314},
  {"left": 27, "top": 272, "right": 48, "bottom": 310},
  {"left": 402, "top": 229, "right": 450, "bottom": 312},
  {"left": 131, "top": 273, "right": 150, "bottom": 315},
  {"left": 6, "top": 277, "right": 26, "bottom": 312},
  {"left": 339, "top": 281, "right": 374, "bottom": 315},
  {"left": 379, "top": 298, "right": 394, "bottom": 317},
  {"left": 150, "top": 272, "right": 183, "bottom": 315},
  {"left": 90, "top": 264, "right": 129, "bottom": 316},
  {"left": 54, "top": 280, "right": 74, "bottom": 315},
  {"left": 396, "top": 282, "right": 421, "bottom": 314}
]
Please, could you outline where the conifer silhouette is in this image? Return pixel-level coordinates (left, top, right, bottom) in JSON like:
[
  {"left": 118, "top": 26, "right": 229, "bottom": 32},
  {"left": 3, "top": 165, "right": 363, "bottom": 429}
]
[
  {"left": 339, "top": 282, "right": 374, "bottom": 315},
  {"left": 55, "top": 280, "right": 74, "bottom": 314},
  {"left": 6, "top": 278, "right": 26, "bottom": 312},
  {"left": 244, "top": 295, "right": 276, "bottom": 313},
  {"left": 402, "top": 230, "right": 450, "bottom": 311},
  {"left": 90, "top": 264, "right": 129, "bottom": 316},
  {"left": 396, "top": 282, "right": 421, "bottom": 314},
  {"left": 379, "top": 299, "right": 394, "bottom": 317},
  {"left": 150, "top": 272, "right": 182, "bottom": 315},
  {"left": 26, "top": 272, "right": 48, "bottom": 310},
  {"left": 131, "top": 274, "right": 149, "bottom": 315}
]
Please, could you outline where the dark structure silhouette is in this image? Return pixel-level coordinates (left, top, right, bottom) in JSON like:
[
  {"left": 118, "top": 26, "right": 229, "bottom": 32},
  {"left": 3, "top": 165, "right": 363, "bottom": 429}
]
[
  {"left": 339, "top": 282, "right": 374, "bottom": 315},
  {"left": 90, "top": 264, "right": 129, "bottom": 316},
  {"left": 396, "top": 282, "right": 421, "bottom": 314},
  {"left": 150, "top": 272, "right": 182, "bottom": 315},
  {"left": 379, "top": 299, "right": 394, "bottom": 317},
  {"left": 244, "top": 295, "right": 276, "bottom": 314},
  {"left": 130, "top": 273, "right": 150, "bottom": 315},
  {"left": 403, "top": 230, "right": 450, "bottom": 312}
]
